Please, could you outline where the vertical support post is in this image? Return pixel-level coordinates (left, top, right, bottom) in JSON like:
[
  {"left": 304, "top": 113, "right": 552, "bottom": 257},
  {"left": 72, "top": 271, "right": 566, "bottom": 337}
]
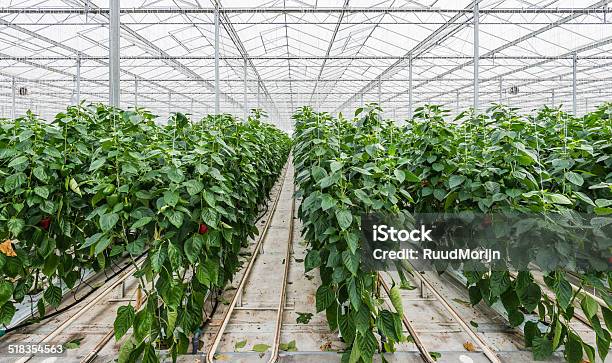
[
  {"left": 190, "top": 98, "right": 194, "bottom": 119},
  {"left": 473, "top": 2, "right": 479, "bottom": 113},
  {"left": 243, "top": 58, "right": 248, "bottom": 121},
  {"left": 360, "top": 93, "right": 363, "bottom": 107},
  {"left": 498, "top": 78, "right": 502, "bottom": 104},
  {"left": 134, "top": 78, "right": 138, "bottom": 107},
  {"left": 76, "top": 53, "right": 81, "bottom": 103},
  {"left": 214, "top": 1, "right": 220, "bottom": 115},
  {"left": 168, "top": 92, "right": 172, "bottom": 116},
  {"left": 456, "top": 91, "right": 459, "bottom": 112},
  {"left": 408, "top": 54, "right": 413, "bottom": 119},
  {"left": 109, "top": 0, "right": 120, "bottom": 107},
  {"left": 11, "top": 77, "right": 16, "bottom": 119},
  {"left": 572, "top": 53, "right": 577, "bottom": 115},
  {"left": 551, "top": 89, "right": 555, "bottom": 107},
  {"left": 257, "top": 80, "right": 260, "bottom": 109},
  {"left": 378, "top": 78, "right": 381, "bottom": 105}
]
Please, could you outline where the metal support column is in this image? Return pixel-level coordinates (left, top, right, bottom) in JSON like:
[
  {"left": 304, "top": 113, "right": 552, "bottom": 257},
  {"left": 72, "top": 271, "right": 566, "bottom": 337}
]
[
  {"left": 360, "top": 93, "right": 363, "bottom": 107},
  {"left": 214, "top": 1, "right": 220, "bottom": 115},
  {"left": 134, "top": 78, "right": 138, "bottom": 107},
  {"left": 11, "top": 77, "right": 16, "bottom": 119},
  {"left": 408, "top": 55, "right": 413, "bottom": 119},
  {"left": 378, "top": 78, "right": 381, "bottom": 105},
  {"left": 498, "top": 78, "right": 502, "bottom": 104},
  {"left": 551, "top": 89, "right": 555, "bottom": 107},
  {"left": 243, "top": 58, "right": 248, "bottom": 121},
  {"left": 456, "top": 91, "right": 460, "bottom": 113},
  {"left": 168, "top": 92, "right": 172, "bottom": 116},
  {"left": 572, "top": 53, "right": 577, "bottom": 115},
  {"left": 473, "top": 2, "right": 479, "bottom": 113},
  {"left": 76, "top": 54, "right": 81, "bottom": 103},
  {"left": 109, "top": 0, "right": 120, "bottom": 107},
  {"left": 257, "top": 80, "right": 260, "bottom": 109}
]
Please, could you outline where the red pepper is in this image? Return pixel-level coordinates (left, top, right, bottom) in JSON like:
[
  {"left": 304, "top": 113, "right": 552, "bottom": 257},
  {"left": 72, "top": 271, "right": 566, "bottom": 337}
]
[
  {"left": 198, "top": 223, "right": 208, "bottom": 234},
  {"left": 39, "top": 216, "right": 51, "bottom": 231}
]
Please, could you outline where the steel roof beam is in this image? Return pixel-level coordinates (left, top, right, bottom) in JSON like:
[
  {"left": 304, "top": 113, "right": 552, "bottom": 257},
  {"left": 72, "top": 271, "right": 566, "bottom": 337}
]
[
  {"left": 308, "top": 0, "right": 350, "bottom": 105},
  {"left": 335, "top": 0, "right": 479, "bottom": 112},
  {"left": 1, "top": 7, "right": 610, "bottom": 14}
]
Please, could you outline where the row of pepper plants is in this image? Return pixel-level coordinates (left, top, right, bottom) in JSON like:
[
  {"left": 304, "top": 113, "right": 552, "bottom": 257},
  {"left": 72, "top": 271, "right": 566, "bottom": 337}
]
[
  {"left": 0, "top": 104, "right": 291, "bottom": 362},
  {"left": 293, "top": 105, "right": 413, "bottom": 363},
  {"left": 293, "top": 103, "right": 611, "bottom": 362}
]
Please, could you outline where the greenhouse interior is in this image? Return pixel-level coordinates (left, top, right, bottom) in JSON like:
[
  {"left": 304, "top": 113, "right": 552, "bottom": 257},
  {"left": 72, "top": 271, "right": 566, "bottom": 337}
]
[{"left": 0, "top": 1, "right": 611, "bottom": 362}]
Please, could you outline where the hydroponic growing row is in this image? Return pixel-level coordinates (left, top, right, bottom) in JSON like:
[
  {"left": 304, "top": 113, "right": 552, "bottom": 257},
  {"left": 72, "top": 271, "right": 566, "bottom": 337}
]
[
  {"left": 0, "top": 104, "right": 291, "bottom": 361},
  {"left": 293, "top": 103, "right": 611, "bottom": 363}
]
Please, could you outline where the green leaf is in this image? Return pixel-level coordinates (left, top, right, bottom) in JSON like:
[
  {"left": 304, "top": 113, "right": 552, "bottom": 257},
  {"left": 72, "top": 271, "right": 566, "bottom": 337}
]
[
  {"left": 404, "top": 170, "right": 420, "bottom": 183},
  {"left": 252, "top": 344, "right": 270, "bottom": 353},
  {"left": 564, "top": 333, "right": 582, "bottom": 363},
  {"left": 94, "top": 234, "right": 112, "bottom": 255},
  {"left": 44, "top": 284, "right": 62, "bottom": 308},
  {"left": 448, "top": 175, "right": 466, "bottom": 188},
  {"left": 33, "top": 167, "right": 48, "bottom": 182},
  {"left": 234, "top": 339, "right": 247, "bottom": 350},
  {"left": 164, "top": 190, "right": 179, "bottom": 207},
  {"left": 548, "top": 193, "right": 572, "bottom": 205},
  {"left": 131, "top": 216, "right": 153, "bottom": 229},
  {"left": 184, "top": 235, "right": 204, "bottom": 264},
  {"left": 114, "top": 305, "right": 136, "bottom": 340},
  {"left": 296, "top": 312, "right": 313, "bottom": 324},
  {"left": 99, "top": 213, "right": 119, "bottom": 232},
  {"left": 89, "top": 158, "right": 106, "bottom": 172},
  {"left": 335, "top": 209, "right": 352, "bottom": 230},
  {"left": 8, "top": 156, "right": 28, "bottom": 168},
  {"left": 184, "top": 179, "right": 203, "bottom": 196},
  {"left": 304, "top": 249, "right": 321, "bottom": 272},
  {"left": 34, "top": 186, "right": 49, "bottom": 199},
  {"left": 338, "top": 312, "right": 356, "bottom": 343},
  {"left": 69, "top": 178, "right": 82, "bottom": 196},
  {"left": 7, "top": 218, "right": 25, "bottom": 237},
  {"left": 554, "top": 278, "right": 573, "bottom": 311},
  {"left": 167, "top": 210, "right": 184, "bottom": 228},
  {"left": 394, "top": 169, "right": 405, "bottom": 183},
  {"left": 565, "top": 171, "right": 584, "bottom": 186},
  {"left": 321, "top": 194, "right": 336, "bottom": 211},
  {"left": 0, "top": 282, "right": 13, "bottom": 306},
  {"left": 315, "top": 285, "right": 335, "bottom": 312},
  {"left": 0, "top": 302, "right": 16, "bottom": 325},
  {"left": 580, "top": 295, "right": 598, "bottom": 319},
  {"left": 356, "top": 330, "right": 378, "bottom": 360},
  {"left": 151, "top": 245, "right": 167, "bottom": 272},
  {"left": 330, "top": 161, "right": 343, "bottom": 173},
  {"left": 532, "top": 336, "right": 553, "bottom": 360},
  {"left": 342, "top": 251, "right": 359, "bottom": 275},
  {"left": 117, "top": 338, "right": 136, "bottom": 363}
]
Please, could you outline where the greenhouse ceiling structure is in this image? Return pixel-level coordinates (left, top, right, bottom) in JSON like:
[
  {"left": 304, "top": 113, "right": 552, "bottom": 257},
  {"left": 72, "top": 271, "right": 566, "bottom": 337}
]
[{"left": 1, "top": 0, "right": 611, "bottom": 130}]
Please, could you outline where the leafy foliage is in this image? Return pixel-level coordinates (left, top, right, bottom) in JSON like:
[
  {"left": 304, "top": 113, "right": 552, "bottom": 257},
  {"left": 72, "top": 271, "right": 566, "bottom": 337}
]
[
  {"left": 0, "top": 104, "right": 290, "bottom": 361},
  {"left": 294, "top": 102, "right": 611, "bottom": 363}
]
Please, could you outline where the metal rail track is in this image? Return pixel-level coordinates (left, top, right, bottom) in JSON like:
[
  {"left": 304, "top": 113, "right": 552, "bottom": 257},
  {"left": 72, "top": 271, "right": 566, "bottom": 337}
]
[
  {"left": 378, "top": 275, "right": 436, "bottom": 363},
  {"left": 205, "top": 164, "right": 293, "bottom": 363},
  {"left": 14, "top": 256, "right": 147, "bottom": 363},
  {"left": 404, "top": 268, "right": 503, "bottom": 363}
]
